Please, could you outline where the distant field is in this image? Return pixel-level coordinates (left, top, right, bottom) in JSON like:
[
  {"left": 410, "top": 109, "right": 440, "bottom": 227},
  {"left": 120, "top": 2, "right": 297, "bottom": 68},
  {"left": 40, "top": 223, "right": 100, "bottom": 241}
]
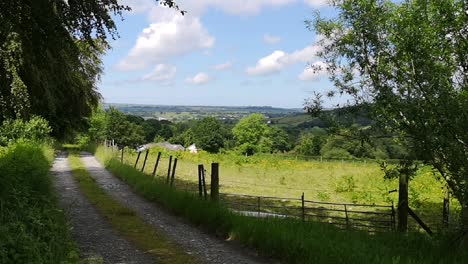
[
  {"left": 104, "top": 103, "right": 301, "bottom": 122},
  {"left": 107, "top": 147, "right": 461, "bottom": 232}
]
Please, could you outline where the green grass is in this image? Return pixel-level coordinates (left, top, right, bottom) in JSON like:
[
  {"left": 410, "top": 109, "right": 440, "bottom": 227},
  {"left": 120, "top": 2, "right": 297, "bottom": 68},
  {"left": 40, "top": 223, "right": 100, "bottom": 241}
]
[
  {"left": 110, "top": 146, "right": 460, "bottom": 231},
  {"left": 95, "top": 148, "right": 467, "bottom": 263},
  {"left": 0, "top": 143, "right": 79, "bottom": 264},
  {"left": 67, "top": 153, "right": 198, "bottom": 264}
]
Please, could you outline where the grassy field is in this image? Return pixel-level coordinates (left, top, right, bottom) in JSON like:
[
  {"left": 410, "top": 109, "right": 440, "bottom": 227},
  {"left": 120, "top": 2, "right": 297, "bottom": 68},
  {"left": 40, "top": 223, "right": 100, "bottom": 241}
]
[
  {"left": 95, "top": 146, "right": 467, "bottom": 264},
  {"left": 107, "top": 146, "right": 461, "bottom": 232}
]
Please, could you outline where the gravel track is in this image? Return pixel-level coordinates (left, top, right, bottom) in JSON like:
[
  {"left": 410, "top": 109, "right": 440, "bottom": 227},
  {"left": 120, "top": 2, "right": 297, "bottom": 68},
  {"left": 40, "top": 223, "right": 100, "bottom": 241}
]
[
  {"left": 51, "top": 152, "right": 156, "bottom": 264},
  {"left": 80, "top": 152, "right": 272, "bottom": 264}
]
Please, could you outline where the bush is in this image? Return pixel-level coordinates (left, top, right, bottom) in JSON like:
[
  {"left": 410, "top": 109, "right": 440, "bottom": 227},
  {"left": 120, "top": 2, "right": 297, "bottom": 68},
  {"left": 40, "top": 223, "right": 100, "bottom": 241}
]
[
  {"left": 321, "top": 148, "right": 353, "bottom": 159},
  {"left": 0, "top": 143, "right": 78, "bottom": 263},
  {"left": 0, "top": 116, "right": 52, "bottom": 146}
]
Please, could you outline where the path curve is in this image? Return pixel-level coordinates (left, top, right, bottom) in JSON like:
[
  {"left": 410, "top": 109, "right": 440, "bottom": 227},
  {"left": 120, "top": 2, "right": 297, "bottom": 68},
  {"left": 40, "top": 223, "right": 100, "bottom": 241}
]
[
  {"left": 51, "top": 152, "right": 156, "bottom": 264},
  {"left": 80, "top": 152, "right": 272, "bottom": 264}
]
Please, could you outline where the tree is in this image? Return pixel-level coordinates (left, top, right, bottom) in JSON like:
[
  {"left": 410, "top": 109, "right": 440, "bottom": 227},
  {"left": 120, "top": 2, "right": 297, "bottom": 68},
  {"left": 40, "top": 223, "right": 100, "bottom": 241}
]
[
  {"left": 0, "top": 0, "right": 181, "bottom": 138},
  {"left": 191, "top": 117, "right": 226, "bottom": 153},
  {"left": 269, "top": 127, "right": 291, "bottom": 153},
  {"left": 105, "top": 108, "right": 145, "bottom": 148},
  {"left": 308, "top": 0, "right": 468, "bottom": 225},
  {"left": 232, "top": 114, "right": 271, "bottom": 155}
]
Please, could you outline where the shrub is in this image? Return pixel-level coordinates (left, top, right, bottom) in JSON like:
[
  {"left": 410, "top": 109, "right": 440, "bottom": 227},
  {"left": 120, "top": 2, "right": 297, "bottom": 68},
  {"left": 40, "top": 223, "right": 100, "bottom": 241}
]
[
  {"left": 0, "top": 116, "right": 52, "bottom": 146},
  {"left": 0, "top": 143, "right": 78, "bottom": 263}
]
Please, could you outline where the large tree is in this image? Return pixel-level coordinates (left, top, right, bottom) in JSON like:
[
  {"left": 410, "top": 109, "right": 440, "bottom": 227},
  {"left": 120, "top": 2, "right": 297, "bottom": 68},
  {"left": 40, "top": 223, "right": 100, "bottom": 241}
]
[
  {"left": 0, "top": 0, "right": 180, "bottom": 137},
  {"left": 307, "top": 0, "right": 468, "bottom": 224}
]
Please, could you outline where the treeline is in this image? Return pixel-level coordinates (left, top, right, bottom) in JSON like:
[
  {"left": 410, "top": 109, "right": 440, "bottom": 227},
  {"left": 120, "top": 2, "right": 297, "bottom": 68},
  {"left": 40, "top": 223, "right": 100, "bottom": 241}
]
[{"left": 82, "top": 107, "right": 407, "bottom": 160}]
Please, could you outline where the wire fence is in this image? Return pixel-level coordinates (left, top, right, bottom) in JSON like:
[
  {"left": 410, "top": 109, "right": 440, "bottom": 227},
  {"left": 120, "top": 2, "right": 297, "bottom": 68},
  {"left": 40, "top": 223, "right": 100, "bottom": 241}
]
[{"left": 220, "top": 193, "right": 396, "bottom": 232}]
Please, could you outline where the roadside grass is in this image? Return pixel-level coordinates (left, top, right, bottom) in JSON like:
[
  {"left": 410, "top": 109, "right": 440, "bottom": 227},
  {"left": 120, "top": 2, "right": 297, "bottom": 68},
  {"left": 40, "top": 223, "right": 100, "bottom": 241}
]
[
  {"left": 67, "top": 153, "right": 198, "bottom": 264},
  {"left": 112, "top": 146, "right": 460, "bottom": 231},
  {"left": 0, "top": 143, "right": 78, "bottom": 264},
  {"left": 95, "top": 148, "right": 467, "bottom": 264}
]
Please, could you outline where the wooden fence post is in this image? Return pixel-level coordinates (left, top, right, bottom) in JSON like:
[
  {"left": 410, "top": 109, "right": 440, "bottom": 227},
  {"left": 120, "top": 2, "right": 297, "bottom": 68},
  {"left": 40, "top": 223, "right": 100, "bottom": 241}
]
[
  {"left": 141, "top": 149, "right": 149, "bottom": 172},
  {"left": 210, "top": 163, "right": 219, "bottom": 202},
  {"left": 201, "top": 166, "right": 208, "bottom": 200},
  {"left": 301, "top": 192, "right": 305, "bottom": 221},
  {"left": 257, "top": 196, "right": 261, "bottom": 216},
  {"left": 398, "top": 173, "right": 409, "bottom": 232},
  {"left": 134, "top": 151, "right": 141, "bottom": 168},
  {"left": 152, "top": 152, "right": 161, "bottom": 178},
  {"left": 443, "top": 184, "right": 450, "bottom": 227},
  {"left": 166, "top": 156, "right": 172, "bottom": 184},
  {"left": 198, "top": 164, "right": 203, "bottom": 198},
  {"left": 170, "top": 158, "right": 178, "bottom": 187},
  {"left": 344, "top": 205, "right": 350, "bottom": 229},
  {"left": 121, "top": 147, "right": 124, "bottom": 163}
]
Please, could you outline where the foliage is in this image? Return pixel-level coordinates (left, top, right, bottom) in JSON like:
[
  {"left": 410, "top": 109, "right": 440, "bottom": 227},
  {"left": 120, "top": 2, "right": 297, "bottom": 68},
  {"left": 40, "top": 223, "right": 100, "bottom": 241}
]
[
  {"left": 233, "top": 114, "right": 272, "bottom": 155},
  {"left": 104, "top": 108, "right": 145, "bottom": 148},
  {"left": 0, "top": 1, "right": 182, "bottom": 138},
  {"left": 308, "top": 0, "right": 468, "bottom": 209},
  {"left": 188, "top": 117, "right": 226, "bottom": 153},
  {"left": 0, "top": 116, "right": 51, "bottom": 146},
  {"left": 0, "top": 143, "right": 78, "bottom": 263}
]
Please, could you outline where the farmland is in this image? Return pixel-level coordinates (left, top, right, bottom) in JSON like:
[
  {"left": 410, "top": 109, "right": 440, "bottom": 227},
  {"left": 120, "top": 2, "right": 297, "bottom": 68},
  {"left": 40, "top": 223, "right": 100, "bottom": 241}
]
[{"left": 105, "top": 146, "right": 461, "bottom": 232}]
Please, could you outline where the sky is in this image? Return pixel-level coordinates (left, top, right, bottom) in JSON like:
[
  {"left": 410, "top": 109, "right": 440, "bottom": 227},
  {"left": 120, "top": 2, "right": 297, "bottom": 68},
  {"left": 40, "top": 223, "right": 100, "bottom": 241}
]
[{"left": 99, "top": 0, "right": 338, "bottom": 108}]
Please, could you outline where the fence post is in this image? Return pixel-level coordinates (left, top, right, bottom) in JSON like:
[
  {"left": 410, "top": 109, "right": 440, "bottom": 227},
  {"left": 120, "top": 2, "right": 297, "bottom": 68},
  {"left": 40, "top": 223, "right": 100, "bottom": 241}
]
[
  {"left": 443, "top": 184, "right": 450, "bottom": 227},
  {"left": 398, "top": 172, "right": 409, "bottom": 232},
  {"left": 301, "top": 192, "right": 305, "bottom": 221},
  {"left": 344, "top": 205, "right": 350, "bottom": 229},
  {"left": 121, "top": 148, "right": 124, "bottom": 163},
  {"left": 257, "top": 196, "right": 261, "bottom": 216},
  {"left": 202, "top": 167, "right": 208, "bottom": 200},
  {"left": 141, "top": 149, "right": 149, "bottom": 172},
  {"left": 170, "top": 158, "right": 178, "bottom": 187},
  {"left": 152, "top": 152, "right": 161, "bottom": 178},
  {"left": 391, "top": 201, "right": 396, "bottom": 231},
  {"left": 198, "top": 165, "right": 203, "bottom": 197},
  {"left": 134, "top": 151, "right": 141, "bottom": 168},
  {"left": 210, "top": 163, "right": 219, "bottom": 202},
  {"left": 166, "top": 156, "right": 173, "bottom": 184}
]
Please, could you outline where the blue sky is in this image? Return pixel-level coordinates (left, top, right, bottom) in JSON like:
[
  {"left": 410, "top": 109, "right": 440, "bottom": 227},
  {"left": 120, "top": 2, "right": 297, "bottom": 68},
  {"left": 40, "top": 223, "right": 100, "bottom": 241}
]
[{"left": 99, "top": 0, "right": 337, "bottom": 108}]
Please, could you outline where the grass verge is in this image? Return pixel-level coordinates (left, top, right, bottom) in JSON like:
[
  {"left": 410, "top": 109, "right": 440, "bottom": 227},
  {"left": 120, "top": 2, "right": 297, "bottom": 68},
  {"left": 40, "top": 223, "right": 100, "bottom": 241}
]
[
  {"left": 0, "top": 143, "right": 78, "bottom": 263},
  {"left": 67, "top": 153, "right": 197, "bottom": 264},
  {"left": 95, "top": 147, "right": 467, "bottom": 264}
]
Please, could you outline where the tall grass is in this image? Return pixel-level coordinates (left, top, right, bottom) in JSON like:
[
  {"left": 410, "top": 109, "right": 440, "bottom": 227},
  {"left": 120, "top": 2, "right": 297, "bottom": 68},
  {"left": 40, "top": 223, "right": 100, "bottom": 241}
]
[
  {"left": 0, "top": 143, "right": 78, "bottom": 263},
  {"left": 114, "top": 146, "right": 460, "bottom": 230},
  {"left": 95, "top": 147, "right": 466, "bottom": 264}
]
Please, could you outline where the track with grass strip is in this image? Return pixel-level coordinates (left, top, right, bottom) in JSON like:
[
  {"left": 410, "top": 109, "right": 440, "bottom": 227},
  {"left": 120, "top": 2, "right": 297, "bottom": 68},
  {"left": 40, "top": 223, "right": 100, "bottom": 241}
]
[
  {"left": 78, "top": 152, "right": 268, "bottom": 264},
  {"left": 52, "top": 152, "right": 155, "bottom": 264},
  {"left": 68, "top": 153, "right": 198, "bottom": 264}
]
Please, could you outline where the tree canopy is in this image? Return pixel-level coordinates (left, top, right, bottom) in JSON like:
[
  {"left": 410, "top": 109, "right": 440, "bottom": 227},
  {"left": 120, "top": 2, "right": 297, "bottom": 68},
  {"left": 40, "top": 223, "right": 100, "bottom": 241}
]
[
  {"left": 0, "top": 0, "right": 180, "bottom": 138},
  {"left": 307, "top": 0, "right": 468, "bottom": 209}
]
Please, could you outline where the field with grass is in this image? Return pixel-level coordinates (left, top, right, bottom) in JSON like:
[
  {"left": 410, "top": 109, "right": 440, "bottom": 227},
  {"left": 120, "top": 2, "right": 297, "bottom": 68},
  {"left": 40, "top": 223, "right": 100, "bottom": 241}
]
[
  {"left": 105, "top": 146, "right": 461, "bottom": 232},
  {"left": 95, "top": 146, "right": 467, "bottom": 264}
]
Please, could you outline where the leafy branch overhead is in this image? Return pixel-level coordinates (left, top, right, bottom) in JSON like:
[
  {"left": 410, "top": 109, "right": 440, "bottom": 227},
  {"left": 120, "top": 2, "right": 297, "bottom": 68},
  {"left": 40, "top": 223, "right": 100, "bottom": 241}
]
[{"left": 0, "top": 0, "right": 182, "bottom": 138}]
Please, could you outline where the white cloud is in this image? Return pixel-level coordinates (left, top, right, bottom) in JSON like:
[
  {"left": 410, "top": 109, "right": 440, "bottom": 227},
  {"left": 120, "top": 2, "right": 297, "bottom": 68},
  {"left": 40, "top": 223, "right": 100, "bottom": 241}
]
[
  {"left": 246, "top": 43, "right": 322, "bottom": 76},
  {"left": 212, "top": 61, "right": 233, "bottom": 71},
  {"left": 246, "top": 51, "right": 286, "bottom": 75},
  {"left": 142, "top": 64, "right": 177, "bottom": 81},
  {"left": 304, "top": 0, "right": 330, "bottom": 7},
  {"left": 117, "top": 15, "right": 215, "bottom": 71},
  {"left": 186, "top": 72, "right": 210, "bottom": 85},
  {"left": 263, "top": 34, "right": 281, "bottom": 44},
  {"left": 298, "top": 61, "right": 328, "bottom": 81}
]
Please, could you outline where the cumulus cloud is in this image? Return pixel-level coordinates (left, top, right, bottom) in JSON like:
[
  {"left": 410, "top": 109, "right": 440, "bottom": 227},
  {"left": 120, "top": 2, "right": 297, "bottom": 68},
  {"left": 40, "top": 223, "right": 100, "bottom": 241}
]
[
  {"left": 212, "top": 61, "right": 233, "bottom": 71},
  {"left": 263, "top": 34, "right": 281, "bottom": 44},
  {"left": 117, "top": 15, "right": 215, "bottom": 71},
  {"left": 246, "top": 43, "right": 322, "bottom": 76},
  {"left": 304, "top": 0, "right": 330, "bottom": 7},
  {"left": 186, "top": 72, "right": 210, "bottom": 85},
  {"left": 298, "top": 61, "right": 328, "bottom": 81},
  {"left": 142, "top": 64, "right": 177, "bottom": 81}
]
